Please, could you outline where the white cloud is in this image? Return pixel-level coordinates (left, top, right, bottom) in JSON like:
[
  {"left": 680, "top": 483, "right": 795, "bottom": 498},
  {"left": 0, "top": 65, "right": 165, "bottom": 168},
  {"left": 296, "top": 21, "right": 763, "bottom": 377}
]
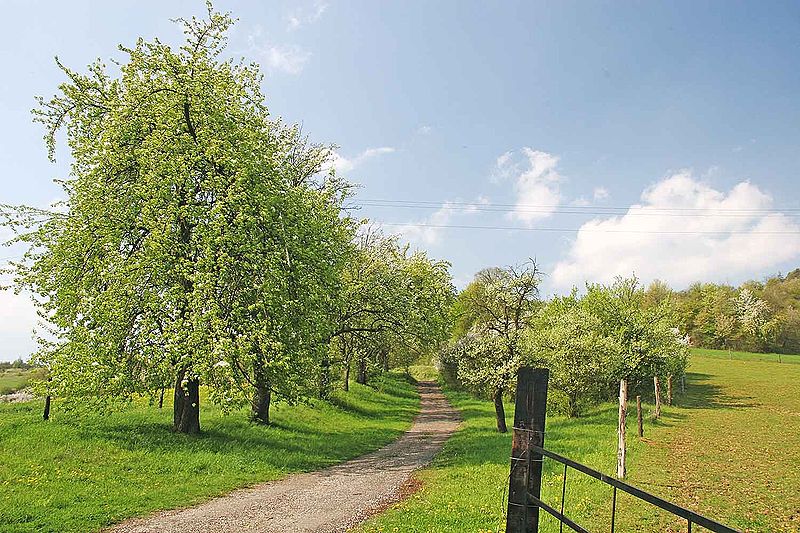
[
  {"left": 416, "top": 125, "right": 433, "bottom": 135},
  {"left": 551, "top": 171, "right": 800, "bottom": 290},
  {"left": 329, "top": 147, "right": 396, "bottom": 174},
  {"left": 246, "top": 27, "right": 310, "bottom": 75},
  {"left": 286, "top": 1, "right": 328, "bottom": 31},
  {"left": 396, "top": 197, "right": 489, "bottom": 246},
  {"left": 493, "top": 148, "right": 563, "bottom": 225},
  {"left": 262, "top": 45, "right": 311, "bottom": 75}
]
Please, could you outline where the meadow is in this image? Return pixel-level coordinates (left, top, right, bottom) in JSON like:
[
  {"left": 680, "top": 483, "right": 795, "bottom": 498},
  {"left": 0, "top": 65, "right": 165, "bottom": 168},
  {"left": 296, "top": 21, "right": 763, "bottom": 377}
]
[
  {"left": 0, "top": 373, "right": 419, "bottom": 533},
  {"left": 0, "top": 368, "right": 43, "bottom": 395},
  {"left": 360, "top": 350, "right": 800, "bottom": 532}
]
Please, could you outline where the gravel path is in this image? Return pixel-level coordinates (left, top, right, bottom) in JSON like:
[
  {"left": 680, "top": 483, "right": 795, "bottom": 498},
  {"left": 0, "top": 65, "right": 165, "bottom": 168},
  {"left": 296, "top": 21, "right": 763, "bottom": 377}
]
[{"left": 109, "top": 381, "right": 460, "bottom": 533}]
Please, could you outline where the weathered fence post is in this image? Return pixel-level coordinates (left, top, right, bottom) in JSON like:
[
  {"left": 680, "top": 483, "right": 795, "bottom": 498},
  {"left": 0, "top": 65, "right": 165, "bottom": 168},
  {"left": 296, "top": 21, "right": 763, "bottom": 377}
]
[
  {"left": 653, "top": 376, "right": 662, "bottom": 419},
  {"left": 617, "top": 379, "right": 627, "bottom": 479},
  {"left": 505, "top": 367, "right": 549, "bottom": 533},
  {"left": 667, "top": 375, "right": 673, "bottom": 406},
  {"left": 636, "top": 395, "right": 643, "bottom": 437}
]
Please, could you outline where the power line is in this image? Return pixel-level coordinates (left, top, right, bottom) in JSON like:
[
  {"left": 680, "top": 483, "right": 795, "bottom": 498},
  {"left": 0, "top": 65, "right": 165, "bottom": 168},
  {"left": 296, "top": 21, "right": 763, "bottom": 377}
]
[
  {"left": 357, "top": 198, "right": 800, "bottom": 215},
  {"left": 379, "top": 222, "right": 800, "bottom": 235}
]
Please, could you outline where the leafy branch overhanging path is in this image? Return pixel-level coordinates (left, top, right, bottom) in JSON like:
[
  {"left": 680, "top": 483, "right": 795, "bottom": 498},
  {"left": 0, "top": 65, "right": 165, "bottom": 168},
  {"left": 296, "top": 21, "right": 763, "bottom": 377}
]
[{"left": 109, "top": 382, "right": 461, "bottom": 533}]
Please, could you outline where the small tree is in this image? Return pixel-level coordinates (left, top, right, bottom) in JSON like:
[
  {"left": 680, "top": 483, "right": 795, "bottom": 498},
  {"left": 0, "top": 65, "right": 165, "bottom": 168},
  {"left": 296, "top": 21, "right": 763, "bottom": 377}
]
[{"left": 449, "top": 262, "right": 542, "bottom": 432}]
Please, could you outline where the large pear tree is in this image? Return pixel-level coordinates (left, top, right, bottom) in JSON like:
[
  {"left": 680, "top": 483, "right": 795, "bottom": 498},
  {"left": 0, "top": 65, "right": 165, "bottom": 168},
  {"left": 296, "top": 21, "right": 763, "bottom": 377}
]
[{"left": 2, "top": 5, "right": 352, "bottom": 433}]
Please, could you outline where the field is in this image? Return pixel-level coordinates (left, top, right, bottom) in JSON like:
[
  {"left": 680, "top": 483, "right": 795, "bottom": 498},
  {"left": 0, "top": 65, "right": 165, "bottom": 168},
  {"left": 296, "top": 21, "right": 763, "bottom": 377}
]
[
  {"left": 360, "top": 351, "right": 800, "bottom": 532},
  {"left": 0, "top": 373, "right": 419, "bottom": 533},
  {"left": 0, "top": 369, "right": 43, "bottom": 395}
]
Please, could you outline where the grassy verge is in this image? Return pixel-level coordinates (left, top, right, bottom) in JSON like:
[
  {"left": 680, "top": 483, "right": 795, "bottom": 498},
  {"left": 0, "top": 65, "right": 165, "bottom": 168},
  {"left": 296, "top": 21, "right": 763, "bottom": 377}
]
[
  {"left": 0, "top": 372, "right": 419, "bottom": 533},
  {"left": 360, "top": 356, "right": 799, "bottom": 532}
]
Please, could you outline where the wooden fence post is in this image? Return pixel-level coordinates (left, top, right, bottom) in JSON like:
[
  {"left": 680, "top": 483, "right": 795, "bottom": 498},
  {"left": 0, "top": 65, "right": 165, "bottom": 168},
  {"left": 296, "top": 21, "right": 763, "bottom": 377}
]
[
  {"left": 636, "top": 395, "right": 643, "bottom": 438},
  {"left": 667, "top": 375, "right": 673, "bottom": 406},
  {"left": 653, "top": 376, "right": 662, "bottom": 419},
  {"left": 506, "top": 367, "right": 549, "bottom": 533},
  {"left": 617, "top": 379, "right": 627, "bottom": 479}
]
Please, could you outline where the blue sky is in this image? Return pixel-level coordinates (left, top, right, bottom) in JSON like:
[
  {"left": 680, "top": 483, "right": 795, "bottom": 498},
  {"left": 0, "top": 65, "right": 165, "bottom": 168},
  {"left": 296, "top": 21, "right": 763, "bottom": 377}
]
[{"left": 2, "top": 1, "right": 800, "bottom": 360}]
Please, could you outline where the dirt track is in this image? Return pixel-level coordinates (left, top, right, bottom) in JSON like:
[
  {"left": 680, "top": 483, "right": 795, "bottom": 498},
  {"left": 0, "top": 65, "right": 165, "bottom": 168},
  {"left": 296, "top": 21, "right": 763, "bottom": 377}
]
[{"left": 109, "top": 381, "right": 460, "bottom": 533}]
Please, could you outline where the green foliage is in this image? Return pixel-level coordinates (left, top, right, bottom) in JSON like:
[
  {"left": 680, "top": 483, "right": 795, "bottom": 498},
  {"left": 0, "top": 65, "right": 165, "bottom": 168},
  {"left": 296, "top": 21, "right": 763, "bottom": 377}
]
[
  {"left": 666, "top": 269, "right": 800, "bottom": 355},
  {"left": 0, "top": 373, "right": 418, "bottom": 533},
  {"left": 523, "top": 277, "right": 688, "bottom": 416},
  {"left": 328, "top": 228, "right": 454, "bottom": 391}
]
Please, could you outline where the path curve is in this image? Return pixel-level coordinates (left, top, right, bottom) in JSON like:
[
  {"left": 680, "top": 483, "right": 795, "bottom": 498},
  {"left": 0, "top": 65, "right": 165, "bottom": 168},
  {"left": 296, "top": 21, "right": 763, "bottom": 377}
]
[{"left": 109, "top": 381, "right": 460, "bottom": 533}]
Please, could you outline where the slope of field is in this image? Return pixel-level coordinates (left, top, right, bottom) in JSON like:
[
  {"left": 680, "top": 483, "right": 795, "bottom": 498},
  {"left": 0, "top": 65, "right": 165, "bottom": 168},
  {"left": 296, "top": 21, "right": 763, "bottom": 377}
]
[
  {"left": 0, "top": 373, "right": 419, "bottom": 533},
  {"left": 0, "top": 369, "right": 44, "bottom": 395},
  {"left": 360, "top": 355, "right": 800, "bottom": 532}
]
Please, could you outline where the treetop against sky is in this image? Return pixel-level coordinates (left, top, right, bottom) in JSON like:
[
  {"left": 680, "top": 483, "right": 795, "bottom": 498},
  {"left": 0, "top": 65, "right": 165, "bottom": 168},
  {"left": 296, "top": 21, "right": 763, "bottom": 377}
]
[{"left": 2, "top": 1, "right": 800, "bottom": 361}]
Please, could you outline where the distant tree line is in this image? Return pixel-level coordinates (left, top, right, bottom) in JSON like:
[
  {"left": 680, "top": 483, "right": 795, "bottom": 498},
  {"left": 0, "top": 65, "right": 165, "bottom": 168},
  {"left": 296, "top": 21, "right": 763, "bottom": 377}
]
[
  {"left": 0, "top": 359, "right": 35, "bottom": 371},
  {"left": 644, "top": 269, "right": 800, "bottom": 355}
]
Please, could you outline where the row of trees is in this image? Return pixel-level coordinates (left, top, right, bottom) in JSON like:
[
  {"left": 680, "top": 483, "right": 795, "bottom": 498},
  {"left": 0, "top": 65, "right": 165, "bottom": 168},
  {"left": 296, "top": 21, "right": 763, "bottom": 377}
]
[
  {"left": 442, "top": 264, "right": 689, "bottom": 431},
  {"left": 644, "top": 269, "right": 800, "bottom": 354},
  {"left": 1, "top": 7, "right": 453, "bottom": 433}
]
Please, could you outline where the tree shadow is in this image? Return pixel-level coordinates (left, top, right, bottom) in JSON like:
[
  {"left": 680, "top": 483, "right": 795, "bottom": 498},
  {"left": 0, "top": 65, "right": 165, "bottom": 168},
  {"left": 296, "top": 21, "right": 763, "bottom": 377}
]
[{"left": 675, "top": 372, "right": 757, "bottom": 410}]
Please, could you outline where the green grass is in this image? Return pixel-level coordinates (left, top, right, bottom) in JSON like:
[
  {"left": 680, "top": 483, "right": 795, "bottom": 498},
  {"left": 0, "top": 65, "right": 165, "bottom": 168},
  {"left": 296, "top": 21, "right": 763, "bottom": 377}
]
[
  {"left": 0, "top": 369, "right": 44, "bottom": 395},
  {"left": 0, "top": 372, "right": 419, "bottom": 533},
  {"left": 407, "top": 364, "right": 440, "bottom": 382},
  {"left": 360, "top": 355, "right": 800, "bottom": 532},
  {"left": 691, "top": 346, "right": 800, "bottom": 364}
]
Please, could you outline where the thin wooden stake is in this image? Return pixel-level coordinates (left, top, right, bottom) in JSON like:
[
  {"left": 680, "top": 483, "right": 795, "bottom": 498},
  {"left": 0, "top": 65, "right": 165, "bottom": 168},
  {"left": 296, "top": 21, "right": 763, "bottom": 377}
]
[
  {"left": 667, "top": 375, "right": 673, "bottom": 406},
  {"left": 636, "top": 395, "right": 643, "bottom": 438},
  {"left": 653, "top": 376, "right": 662, "bottom": 419},
  {"left": 617, "top": 379, "right": 627, "bottom": 479}
]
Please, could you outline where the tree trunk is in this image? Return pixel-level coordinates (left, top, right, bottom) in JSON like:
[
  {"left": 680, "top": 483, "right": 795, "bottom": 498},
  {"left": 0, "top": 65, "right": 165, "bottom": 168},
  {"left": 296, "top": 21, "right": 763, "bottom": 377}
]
[
  {"left": 667, "top": 375, "right": 673, "bottom": 406},
  {"left": 681, "top": 374, "right": 686, "bottom": 394},
  {"left": 356, "top": 357, "right": 367, "bottom": 385},
  {"left": 653, "top": 376, "right": 662, "bottom": 419},
  {"left": 158, "top": 387, "right": 165, "bottom": 409},
  {"left": 567, "top": 394, "right": 579, "bottom": 418},
  {"left": 251, "top": 381, "right": 271, "bottom": 425},
  {"left": 43, "top": 395, "right": 51, "bottom": 421},
  {"left": 381, "top": 349, "right": 390, "bottom": 372},
  {"left": 343, "top": 361, "right": 350, "bottom": 392},
  {"left": 617, "top": 379, "right": 627, "bottom": 479},
  {"left": 319, "top": 357, "right": 331, "bottom": 399},
  {"left": 173, "top": 371, "right": 200, "bottom": 434},
  {"left": 493, "top": 389, "right": 508, "bottom": 433}
]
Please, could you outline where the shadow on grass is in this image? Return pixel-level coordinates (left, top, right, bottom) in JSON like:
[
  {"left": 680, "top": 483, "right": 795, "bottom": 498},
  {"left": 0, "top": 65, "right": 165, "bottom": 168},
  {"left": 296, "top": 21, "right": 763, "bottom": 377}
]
[{"left": 676, "top": 372, "right": 757, "bottom": 410}]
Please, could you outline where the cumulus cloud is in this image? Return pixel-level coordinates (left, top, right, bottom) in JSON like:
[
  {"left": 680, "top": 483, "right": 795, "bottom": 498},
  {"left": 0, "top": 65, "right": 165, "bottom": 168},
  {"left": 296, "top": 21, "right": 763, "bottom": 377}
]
[
  {"left": 551, "top": 171, "right": 800, "bottom": 290},
  {"left": 329, "top": 147, "right": 396, "bottom": 174},
  {"left": 493, "top": 148, "right": 563, "bottom": 225}
]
